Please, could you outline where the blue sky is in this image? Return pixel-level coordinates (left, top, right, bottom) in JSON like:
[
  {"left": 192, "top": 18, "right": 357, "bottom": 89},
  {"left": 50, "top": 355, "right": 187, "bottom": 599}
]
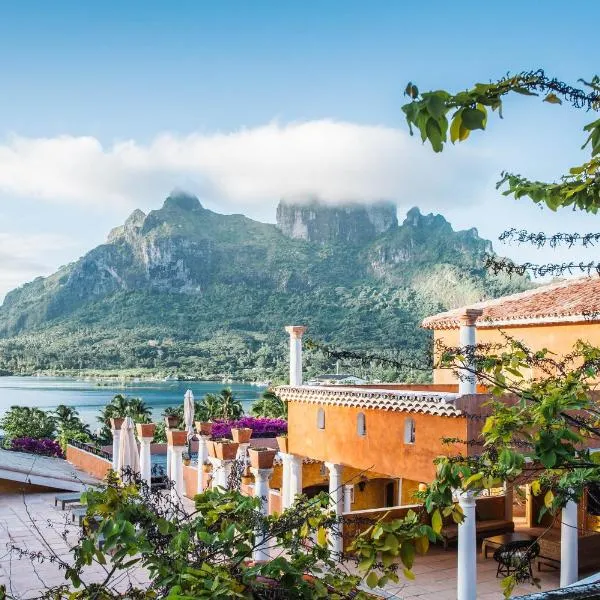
[{"left": 0, "top": 1, "right": 599, "bottom": 298}]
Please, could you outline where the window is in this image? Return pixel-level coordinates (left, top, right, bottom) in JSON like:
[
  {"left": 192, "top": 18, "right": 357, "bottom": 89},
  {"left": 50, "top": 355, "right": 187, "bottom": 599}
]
[
  {"left": 317, "top": 408, "right": 325, "bottom": 430},
  {"left": 357, "top": 412, "right": 366, "bottom": 436},
  {"left": 404, "top": 418, "right": 415, "bottom": 444}
]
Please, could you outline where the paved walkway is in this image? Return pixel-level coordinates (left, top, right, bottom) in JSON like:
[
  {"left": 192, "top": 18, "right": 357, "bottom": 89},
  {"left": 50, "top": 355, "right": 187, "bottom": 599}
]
[
  {"left": 0, "top": 449, "right": 100, "bottom": 492},
  {"left": 0, "top": 492, "right": 149, "bottom": 599}
]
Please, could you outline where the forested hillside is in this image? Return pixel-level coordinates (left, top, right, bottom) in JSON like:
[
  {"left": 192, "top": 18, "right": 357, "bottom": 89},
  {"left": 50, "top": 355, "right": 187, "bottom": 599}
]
[{"left": 0, "top": 193, "right": 529, "bottom": 381}]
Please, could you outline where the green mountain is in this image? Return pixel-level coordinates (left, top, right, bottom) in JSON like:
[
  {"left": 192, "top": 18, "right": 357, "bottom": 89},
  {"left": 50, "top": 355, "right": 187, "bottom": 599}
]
[{"left": 0, "top": 193, "right": 529, "bottom": 381}]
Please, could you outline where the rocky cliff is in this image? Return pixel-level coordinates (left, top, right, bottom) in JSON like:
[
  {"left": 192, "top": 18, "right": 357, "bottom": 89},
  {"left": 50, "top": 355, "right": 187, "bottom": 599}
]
[{"left": 276, "top": 199, "right": 397, "bottom": 244}]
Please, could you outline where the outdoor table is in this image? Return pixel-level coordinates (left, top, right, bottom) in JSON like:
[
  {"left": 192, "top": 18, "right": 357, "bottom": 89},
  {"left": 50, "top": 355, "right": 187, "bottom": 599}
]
[{"left": 482, "top": 532, "right": 538, "bottom": 558}]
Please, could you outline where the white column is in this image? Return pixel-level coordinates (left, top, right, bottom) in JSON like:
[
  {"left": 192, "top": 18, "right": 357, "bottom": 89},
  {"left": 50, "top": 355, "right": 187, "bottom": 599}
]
[
  {"left": 280, "top": 453, "right": 291, "bottom": 508},
  {"left": 343, "top": 484, "right": 353, "bottom": 513},
  {"left": 457, "top": 490, "right": 477, "bottom": 600},
  {"left": 111, "top": 429, "right": 121, "bottom": 471},
  {"left": 251, "top": 467, "right": 273, "bottom": 561},
  {"left": 325, "top": 462, "right": 344, "bottom": 556},
  {"left": 458, "top": 309, "right": 483, "bottom": 395},
  {"left": 289, "top": 455, "right": 303, "bottom": 505},
  {"left": 210, "top": 457, "right": 232, "bottom": 490},
  {"left": 139, "top": 437, "right": 152, "bottom": 486},
  {"left": 561, "top": 500, "right": 579, "bottom": 587},
  {"left": 504, "top": 482, "right": 514, "bottom": 522},
  {"left": 398, "top": 478, "right": 404, "bottom": 505},
  {"left": 166, "top": 446, "right": 173, "bottom": 479},
  {"left": 285, "top": 326, "right": 306, "bottom": 386},
  {"left": 170, "top": 445, "right": 185, "bottom": 501},
  {"left": 197, "top": 436, "right": 209, "bottom": 493}
]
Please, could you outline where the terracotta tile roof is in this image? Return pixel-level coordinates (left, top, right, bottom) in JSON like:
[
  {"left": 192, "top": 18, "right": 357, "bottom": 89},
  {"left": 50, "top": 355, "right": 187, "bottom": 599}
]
[
  {"left": 421, "top": 276, "right": 600, "bottom": 330},
  {"left": 277, "top": 385, "right": 463, "bottom": 417}
]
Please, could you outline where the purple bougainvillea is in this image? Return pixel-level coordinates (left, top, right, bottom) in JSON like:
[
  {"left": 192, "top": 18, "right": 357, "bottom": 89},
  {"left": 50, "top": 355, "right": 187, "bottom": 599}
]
[
  {"left": 9, "top": 437, "right": 65, "bottom": 459},
  {"left": 211, "top": 417, "right": 287, "bottom": 439}
]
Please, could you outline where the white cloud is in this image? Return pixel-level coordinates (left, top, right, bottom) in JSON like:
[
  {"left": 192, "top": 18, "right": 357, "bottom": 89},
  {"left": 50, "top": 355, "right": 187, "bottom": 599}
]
[
  {"left": 0, "top": 233, "right": 78, "bottom": 299},
  {"left": 0, "top": 120, "right": 490, "bottom": 219}
]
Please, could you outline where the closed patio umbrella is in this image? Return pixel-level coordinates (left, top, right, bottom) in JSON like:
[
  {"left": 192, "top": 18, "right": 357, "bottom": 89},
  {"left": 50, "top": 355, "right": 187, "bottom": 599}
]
[
  {"left": 118, "top": 416, "right": 140, "bottom": 482},
  {"left": 184, "top": 390, "right": 195, "bottom": 440}
]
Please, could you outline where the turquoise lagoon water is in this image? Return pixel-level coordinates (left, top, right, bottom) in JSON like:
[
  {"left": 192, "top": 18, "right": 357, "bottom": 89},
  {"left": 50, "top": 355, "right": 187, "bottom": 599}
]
[{"left": 0, "top": 376, "right": 266, "bottom": 433}]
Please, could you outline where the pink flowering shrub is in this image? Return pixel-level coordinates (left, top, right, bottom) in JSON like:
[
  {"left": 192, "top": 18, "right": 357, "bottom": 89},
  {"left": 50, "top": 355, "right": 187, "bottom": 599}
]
[
  {"left": 9, "top": 437, "right": 65, "bottom": 459},
  {"left": 211, "top": 417, "right": 287, "bottom": 439}
]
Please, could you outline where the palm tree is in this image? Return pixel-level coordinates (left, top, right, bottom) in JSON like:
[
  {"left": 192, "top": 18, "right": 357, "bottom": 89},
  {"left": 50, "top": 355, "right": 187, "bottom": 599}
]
[
  {"left": 97, "top": 394, "right": 152, "bottom": 442},
  {"left": 250, "top": 390, "right": 287, "bottom": 419},
  {"left": 197, "top": 388, "right": 243, "bottom": 421}
]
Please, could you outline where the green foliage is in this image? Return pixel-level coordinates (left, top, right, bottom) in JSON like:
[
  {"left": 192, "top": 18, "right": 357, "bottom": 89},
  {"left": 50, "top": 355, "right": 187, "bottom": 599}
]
[
  {"left": 402, "top": 70, "right": 600, "bottom": 213},
  {"left": 198, "top": 388, "right": 244, "bottom": 421},
  {"left": 250, "top": 390, "right": 287, "bottom": 419},
  {"left": 53, "top": 404, "right": 92, "bottom": 451},
  {"left": 61, "top": 474, "right": 431, "bottom": 598},
  {"left": 97, "top": 394, "right": 152, "bottom": 443},
  {"left": 0, "top": 406, "right": 56, "bottom": 440}
]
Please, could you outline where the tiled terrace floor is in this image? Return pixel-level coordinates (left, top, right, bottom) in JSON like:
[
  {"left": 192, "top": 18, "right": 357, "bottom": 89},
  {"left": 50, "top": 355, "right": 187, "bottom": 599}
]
[
  {"left": 0, "top": 492, "right": 564, "bottom": 599},
  {"left": 0, "top": 492, "right": 149, "bottom": 599},
  {"left": 365, "top": 542, "right": 561, "bottom": 599}
]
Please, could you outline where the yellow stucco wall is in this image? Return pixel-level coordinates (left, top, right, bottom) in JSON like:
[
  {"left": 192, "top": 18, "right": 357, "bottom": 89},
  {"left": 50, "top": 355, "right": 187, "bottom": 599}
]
[{"left": 432, "top": 322, "right": 600, "bottom": 384}]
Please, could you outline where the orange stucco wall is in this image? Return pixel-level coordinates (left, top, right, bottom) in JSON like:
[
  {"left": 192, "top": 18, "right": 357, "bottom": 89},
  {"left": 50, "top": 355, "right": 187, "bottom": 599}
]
[
  {"left": 66, "top": 445, "right": 111, "bottom": 481},
  {"left": 288, "top": 403, "right": 467, "bottom": 481},
  {"left": 433, "top": 322, "right": 600, "bottom": 384},
  {"left": 183, "top": 464, "right": 198, "bottom": 499}
]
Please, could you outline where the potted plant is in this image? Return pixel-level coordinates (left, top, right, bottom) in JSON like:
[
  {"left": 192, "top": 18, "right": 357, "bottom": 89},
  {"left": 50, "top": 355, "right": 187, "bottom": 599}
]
[
  {"left": 164, "top": 415, "right": 179, "bottom": 429},
  {"left": 109, "top": 417, "right": 124, "bottom": 431},
  {"left": 248, "top": 447, "right": 277, "bottom": 469},
  {"left": 136, "top": 423, "right": 157, "bottom": 439},
  {"left": 166, "top": 430, "right": 188, "bottom": 447},
  {"left": 210, "top": 439, "right": 239, "bottom": 461},
  {"left": 231, "top": 427, "right": 252, "bottom": 444},
  {"left": 276, "top": 433, "right": 288, "bottom": 453},
  {"left": 195, "top": 421, "right": 213, "bottom": 437},
  {"left": 182, "top": 452, "right": 191, "bottom": 466},
  {"left": 202, "top": 461, "right": 212, "bottom": 473}
]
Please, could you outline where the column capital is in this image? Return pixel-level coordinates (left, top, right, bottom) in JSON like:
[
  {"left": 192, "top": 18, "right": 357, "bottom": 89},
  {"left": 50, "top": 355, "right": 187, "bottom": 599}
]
[
  {"left": 250, "top": 467, "right": 274, "bottom": 479},
  {"left": 324, "top": 461, "right": 343, "bottom": 475},
  {"left": 285, "top": 325, "right": 307, "bottom": 339},
  {"left": 455, "top": 489, "right": 477, "bottom": 507},
  {"left": 458, "top": 309, "right": 483, "bottom": 327}
]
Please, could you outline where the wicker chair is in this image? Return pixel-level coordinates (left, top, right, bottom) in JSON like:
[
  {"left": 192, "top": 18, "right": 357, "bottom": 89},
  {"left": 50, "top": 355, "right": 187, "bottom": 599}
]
[{"left": 493, "top": 539, "right": 540, "bottom": 582}]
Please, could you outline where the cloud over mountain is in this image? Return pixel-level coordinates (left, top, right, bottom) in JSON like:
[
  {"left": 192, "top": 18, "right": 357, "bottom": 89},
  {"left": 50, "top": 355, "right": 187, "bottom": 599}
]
[{"left": 0, "top": 120, "right": 489, "bottom": 218}]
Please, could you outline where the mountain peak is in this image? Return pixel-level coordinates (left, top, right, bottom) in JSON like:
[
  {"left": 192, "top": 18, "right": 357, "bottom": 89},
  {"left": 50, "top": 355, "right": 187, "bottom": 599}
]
[
  {"left": 276, "top": 198, "right": 397, "bottom": 244},
  {"left": 403, "top": 207, "right": 450, "bottom": 230},
  {"left": 163, "top": 191, "right": 203, "bottom": 212}
]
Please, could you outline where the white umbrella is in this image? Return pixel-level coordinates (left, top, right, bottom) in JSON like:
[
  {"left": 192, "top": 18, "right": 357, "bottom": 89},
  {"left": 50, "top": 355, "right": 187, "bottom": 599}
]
[
  {"left": 118, "top": 416, "right": 140, "bottom": 481},
  {"left": 184, "top": 389, "right": 195, "bottom": 440}
]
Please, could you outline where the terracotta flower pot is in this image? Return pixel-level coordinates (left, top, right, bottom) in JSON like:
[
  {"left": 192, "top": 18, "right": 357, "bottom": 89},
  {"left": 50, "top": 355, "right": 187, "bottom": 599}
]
[
  {"left": 212, "top": 439, "right": 239, "bottom": 461},
  {"left": 248, "top": 447, "right": 277, "bottom": 469},
  {"left": 241, "top": 475, "right": 253, "bottom": 486},
  {"left": 166, "top": 429, "right": 188, "bottom": 447},
  {"left": 164, "top": 415, "right": 179, "bottom": 429},
  {"left": 195, "top": 421, "right": 213, "bottom": 437},
  {"left": 231, "top": 427, "right": 252, "bottom": 444},
  {"left": 183, "top": 458, "right": 191, "bottom": 466},
  {"left": 276, "top": 435, "right": 288, "bottom": 453},
  {"left": 136, "top": 423, "right": 156, "bottom": 439},
  {"left": 110, "top": 417, "right": 124, "bottom": 430},
  {"left": 202, "top": 462, "right": 212, "bottom": 473}
]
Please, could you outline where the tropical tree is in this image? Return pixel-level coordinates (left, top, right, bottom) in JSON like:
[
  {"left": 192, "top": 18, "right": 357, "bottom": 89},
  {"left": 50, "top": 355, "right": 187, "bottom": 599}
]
[
  {"left": 198, "top": 388, "right": 244, "bottom": 421},
  {"left": 250, "top": 390, "right": 287, "bottom": 419},
  {"left": 0, "top": 406, "right": 56, "bottom": 440},
  {"left": 53, "top": 404, "right": 92, "bottom": 450},
  {"left": 97, "top": 394, "right": 152, "bottom": 442}
]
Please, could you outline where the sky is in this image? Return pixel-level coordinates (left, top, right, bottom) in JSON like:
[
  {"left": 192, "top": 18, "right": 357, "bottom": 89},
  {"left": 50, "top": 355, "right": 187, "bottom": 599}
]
[{"left": 0, "top": 1, "right": 599, "bottom": 300}]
